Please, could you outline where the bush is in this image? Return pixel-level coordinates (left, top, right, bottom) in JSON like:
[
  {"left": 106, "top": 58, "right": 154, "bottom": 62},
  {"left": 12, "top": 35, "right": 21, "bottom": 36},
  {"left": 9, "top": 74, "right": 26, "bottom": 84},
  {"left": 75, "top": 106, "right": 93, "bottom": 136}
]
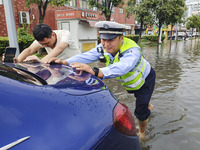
[
  {"left": 0, "top": 24, "right": 34, "bottom": 55},
  {"left": 0, "top": 36, "right": 34, "bottom": 55},
  {"left": 17, "top": 24, "right": 34, "bottom": 51},
  {"left": 0, "top": 37, "right": 9, "bottom": 55},
  {"left": 125, "top": 35, "right": 139, "bottom": 43},
  {"left": 142, "top": 35, "right": 165, "bottom": 42}
]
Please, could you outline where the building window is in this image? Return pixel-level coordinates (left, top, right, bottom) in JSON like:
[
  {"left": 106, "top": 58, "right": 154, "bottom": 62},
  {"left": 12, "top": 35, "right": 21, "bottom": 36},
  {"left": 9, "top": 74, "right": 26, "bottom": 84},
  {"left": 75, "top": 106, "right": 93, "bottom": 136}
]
[
  {"left": 66, "top": 0, "right": 77, "bottom": 7},
  {"left": 119, "top": 8, "right": 124, "bottom": 14},
  {"left": 80, "top": 0, "right": 98, "bottom": 11}
]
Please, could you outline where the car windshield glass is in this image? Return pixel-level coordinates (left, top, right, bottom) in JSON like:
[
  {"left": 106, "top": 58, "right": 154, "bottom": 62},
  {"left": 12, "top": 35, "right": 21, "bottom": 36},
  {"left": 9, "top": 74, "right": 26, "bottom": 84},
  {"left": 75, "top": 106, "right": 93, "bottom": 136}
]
[{"left": 0, "top": 64, "right": 43, "bottom": 85}]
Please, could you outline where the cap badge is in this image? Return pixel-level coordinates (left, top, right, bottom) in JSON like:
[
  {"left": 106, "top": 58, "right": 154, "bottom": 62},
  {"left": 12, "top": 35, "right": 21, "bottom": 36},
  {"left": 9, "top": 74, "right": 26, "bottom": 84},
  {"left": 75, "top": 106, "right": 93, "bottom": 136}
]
[{"left": 103, "top": 24, "right": 109, "bottom": 29}]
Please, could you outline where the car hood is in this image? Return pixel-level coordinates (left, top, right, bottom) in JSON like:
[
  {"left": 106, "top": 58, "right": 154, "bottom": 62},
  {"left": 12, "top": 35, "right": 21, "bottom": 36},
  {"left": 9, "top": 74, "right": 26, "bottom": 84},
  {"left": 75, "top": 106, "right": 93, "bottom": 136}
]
[
  {"left": 0, "top": 72, "right": 117, "bottom": 150},
  {"left": 4, "top": 62, "right": 107, "bottom": 95}
]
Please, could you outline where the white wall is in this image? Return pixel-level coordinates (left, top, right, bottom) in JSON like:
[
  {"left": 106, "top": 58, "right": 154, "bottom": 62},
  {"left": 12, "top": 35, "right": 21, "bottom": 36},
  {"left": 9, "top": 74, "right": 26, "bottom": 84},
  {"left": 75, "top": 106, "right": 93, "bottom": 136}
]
[
  {"left": 57, "top": 19, "right": 98, "bottom": 52},
  {"left": 78, "top": 23, "right": 97, "bottom": 40},
  {"left": 57, "top": 20, "right": 79, "bottom": 48}
]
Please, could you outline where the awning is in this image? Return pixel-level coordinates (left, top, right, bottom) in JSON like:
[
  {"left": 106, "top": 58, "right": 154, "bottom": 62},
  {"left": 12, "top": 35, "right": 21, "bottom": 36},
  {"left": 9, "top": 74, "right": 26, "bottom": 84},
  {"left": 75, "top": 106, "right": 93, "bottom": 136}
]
[{"left": 79, "top": 20, "right": 97, "bottom": 27}]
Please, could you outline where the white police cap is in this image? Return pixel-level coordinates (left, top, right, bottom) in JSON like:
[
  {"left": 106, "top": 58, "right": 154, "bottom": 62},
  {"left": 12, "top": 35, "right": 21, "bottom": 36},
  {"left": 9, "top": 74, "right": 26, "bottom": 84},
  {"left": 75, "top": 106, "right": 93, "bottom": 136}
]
[{"left": 95, "top": 21, "right": 126, "bottom": 39}]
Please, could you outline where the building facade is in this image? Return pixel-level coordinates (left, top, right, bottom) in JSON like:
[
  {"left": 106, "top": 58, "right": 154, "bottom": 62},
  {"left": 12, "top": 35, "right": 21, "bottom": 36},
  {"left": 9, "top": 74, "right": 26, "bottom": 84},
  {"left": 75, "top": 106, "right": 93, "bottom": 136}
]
[
  {"left": 185, "top": 0, "right": 200, "bottom": 18},
  {"left": 0, "top": 0, "right": 135, "bottom": 51}
]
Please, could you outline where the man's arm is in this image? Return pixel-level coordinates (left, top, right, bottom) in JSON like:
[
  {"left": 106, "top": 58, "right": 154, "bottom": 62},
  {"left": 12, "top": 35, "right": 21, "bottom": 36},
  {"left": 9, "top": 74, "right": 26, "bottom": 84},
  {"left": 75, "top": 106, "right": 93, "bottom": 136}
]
[
  {"left": 16, "top": 42, "right": 42, "bottom": 63},
  {"left": 41, "top": 41, "right": 69, "bottom": 63}
]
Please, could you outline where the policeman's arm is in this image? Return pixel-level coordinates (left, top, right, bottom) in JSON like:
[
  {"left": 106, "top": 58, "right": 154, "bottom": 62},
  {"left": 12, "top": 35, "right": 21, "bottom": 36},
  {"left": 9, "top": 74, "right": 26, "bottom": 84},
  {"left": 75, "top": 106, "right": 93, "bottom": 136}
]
[
  {"left": 16, "top": 43, "right": 42, "bottom": 63},
  {"left": 41, "top": 41, "right": 69, "bottom": 63}
]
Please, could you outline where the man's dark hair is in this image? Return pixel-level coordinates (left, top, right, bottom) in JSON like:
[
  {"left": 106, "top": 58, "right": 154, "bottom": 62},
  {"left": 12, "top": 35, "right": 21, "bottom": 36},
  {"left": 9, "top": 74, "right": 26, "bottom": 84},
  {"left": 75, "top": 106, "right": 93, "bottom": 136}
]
[{"left": 33, "top": 24, "right": 53, "bottom": 41}]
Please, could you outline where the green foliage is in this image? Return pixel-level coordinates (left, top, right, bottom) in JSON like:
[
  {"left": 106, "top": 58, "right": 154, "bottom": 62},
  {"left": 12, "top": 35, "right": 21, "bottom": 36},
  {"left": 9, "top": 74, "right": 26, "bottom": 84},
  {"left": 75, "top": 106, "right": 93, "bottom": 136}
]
[
  {"left": 148, "top": 0, "right": 186, "bottom": 42},
  {"left": 26, "top": 0, "right": 70, "bottom": 7},
  {"left": 124, "top": 35, "right": 139, "bottom": 43},
  {"left": 0, "top": 37, "right": 9, "bottom": 55},
  {"left": 26, "top": 0, "right": 70, "bottom": 23},
  {"left": 165, "top": 0, "right": 186, "bottom": 26},
  {"left": 124, "top": 0, "right": 135, "bottom": 18},
  {"left": 26, "top": 0, "right": 69, "bottom": 8},
  {"left": 0, "top": 25, "right": 34, "bottom": 54},
  {"left": 186, "top": 14, "right": 200, "bottom": 32},
  {"left": 17, "top": 24, "right": 35, "bottom": 51},
  {"left": 142, "top": 35, "right": 165, "bottom": 42},
  {"left": 132, "top": 0, "right": 154, "bottom": 42},
  {"left": 134, "top": 0, "right": 154, "bottom": 26},
  {"left": 88, "top": 0, "right": 124, "bottom": 21},
  {"left": 0, "top": 36, "right": 34, "bottom": 55},
  {"left": 17, "top": 24, "right": 34, "bottom": 40}
]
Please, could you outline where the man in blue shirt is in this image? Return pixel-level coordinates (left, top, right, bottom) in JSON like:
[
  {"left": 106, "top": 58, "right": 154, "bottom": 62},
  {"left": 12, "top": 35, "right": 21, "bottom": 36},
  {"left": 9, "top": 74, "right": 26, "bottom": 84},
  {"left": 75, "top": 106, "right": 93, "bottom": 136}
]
[{"left": 47, "top": 21, "right": 156, "bottom": 139}]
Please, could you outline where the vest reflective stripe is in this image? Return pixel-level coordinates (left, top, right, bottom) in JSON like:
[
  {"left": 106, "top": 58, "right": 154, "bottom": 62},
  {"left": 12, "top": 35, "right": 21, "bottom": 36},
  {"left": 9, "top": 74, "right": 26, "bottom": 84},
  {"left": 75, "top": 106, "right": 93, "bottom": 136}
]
[
  {"left": 118, "top": 57, "right": 146, "bottom": 83},
  {"left": 124, "top": 78, "right": 145, "bottom": 91},
  {"left": 104, "top": 37, "right": 146, "bottom": 91}
]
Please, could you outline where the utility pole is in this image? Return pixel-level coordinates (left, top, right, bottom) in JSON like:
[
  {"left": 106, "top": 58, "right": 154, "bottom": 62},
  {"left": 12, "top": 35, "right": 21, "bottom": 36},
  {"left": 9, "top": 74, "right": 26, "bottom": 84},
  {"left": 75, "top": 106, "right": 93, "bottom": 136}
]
[{"left": 3, "top": 0, "right": 20, "bottom": 56}]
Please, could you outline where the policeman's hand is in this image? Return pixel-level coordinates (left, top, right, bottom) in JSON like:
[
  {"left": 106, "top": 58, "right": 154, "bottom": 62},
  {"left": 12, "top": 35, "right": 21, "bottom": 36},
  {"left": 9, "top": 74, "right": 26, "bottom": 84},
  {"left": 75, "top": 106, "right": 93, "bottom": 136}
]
[
  {"left": 70, "top": 62, "right": 104, "bottom": 78},
  {"left": 70, "top": 63, "right": 93, "bottom": 74}
]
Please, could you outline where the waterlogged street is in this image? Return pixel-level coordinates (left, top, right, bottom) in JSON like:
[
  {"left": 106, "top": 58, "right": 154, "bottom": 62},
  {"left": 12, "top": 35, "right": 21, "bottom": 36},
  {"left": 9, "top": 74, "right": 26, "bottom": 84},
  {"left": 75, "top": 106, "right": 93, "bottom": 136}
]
[{"left": 93, "top": 39, "right": 200, "bottom": 150}]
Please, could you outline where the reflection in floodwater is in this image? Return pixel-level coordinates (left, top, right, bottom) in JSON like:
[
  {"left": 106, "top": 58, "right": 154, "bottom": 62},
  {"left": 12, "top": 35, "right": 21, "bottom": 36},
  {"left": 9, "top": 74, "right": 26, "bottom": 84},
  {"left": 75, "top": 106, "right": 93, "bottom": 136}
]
[{"left": 91, "top": 39, "right": 200, "bottom": 150}]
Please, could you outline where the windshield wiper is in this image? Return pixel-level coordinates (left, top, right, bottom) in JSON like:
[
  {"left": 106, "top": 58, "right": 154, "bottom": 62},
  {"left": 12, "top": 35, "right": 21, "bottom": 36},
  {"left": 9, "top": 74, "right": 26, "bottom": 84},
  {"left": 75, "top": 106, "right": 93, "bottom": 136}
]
[{"left": 0, "top": 136, "right": 30, "bottom": 150}]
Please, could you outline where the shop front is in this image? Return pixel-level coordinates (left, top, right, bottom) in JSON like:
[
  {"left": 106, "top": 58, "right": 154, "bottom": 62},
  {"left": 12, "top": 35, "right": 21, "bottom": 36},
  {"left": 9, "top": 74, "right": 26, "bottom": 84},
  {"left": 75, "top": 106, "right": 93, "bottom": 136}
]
[{"left": 56, "top": 10, "right": 99, "bottom": 52}]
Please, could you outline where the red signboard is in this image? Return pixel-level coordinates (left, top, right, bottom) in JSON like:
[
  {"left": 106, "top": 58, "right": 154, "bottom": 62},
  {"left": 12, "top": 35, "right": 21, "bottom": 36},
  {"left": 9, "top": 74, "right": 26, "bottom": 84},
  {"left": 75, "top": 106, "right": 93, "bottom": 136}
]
[{"left": 55, "top": 10, "right": 99, "bottom": 20}]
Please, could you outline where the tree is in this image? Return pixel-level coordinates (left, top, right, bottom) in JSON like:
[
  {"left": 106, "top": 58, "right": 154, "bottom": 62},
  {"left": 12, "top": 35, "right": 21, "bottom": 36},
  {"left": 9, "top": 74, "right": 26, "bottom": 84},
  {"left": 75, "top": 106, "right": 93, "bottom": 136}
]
[
  {"left": 165, "top": 0, "right": 186, "bottom": 41},
  {"left": 132, "top": 0, "right": 154, "bottom": 43},
  {"left": 150, "top": 0, "right": 186, "bottom": 43},
  {"left": 150, "top": 0, "right": 169, "bottom": 43},
  {"left": 26, "top": 0, "right": 70, "bottom": 24},
  {"left": 88, "top": 0, "right": 124, "bottom": 21},
  {"left": 186, "top": 14, "right": 200, "bottom": 36}
]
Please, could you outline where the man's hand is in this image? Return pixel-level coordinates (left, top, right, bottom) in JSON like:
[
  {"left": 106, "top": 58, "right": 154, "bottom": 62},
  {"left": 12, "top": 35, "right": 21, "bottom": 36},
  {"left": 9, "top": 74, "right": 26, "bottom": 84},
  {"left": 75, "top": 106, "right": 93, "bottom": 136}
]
[
  {"left": 47, "top": 57, "right": 68, "bottom": 65},
  {"left": 1, "top": 53, "right": 5, "bottom": 62},
  {"left": 2, "top": 53, "right": 18, "bottom": 63},
  {"left": 23, "top": 55, "right": 41, "bottom": 63},
  {"left": 13, "top": 57, "right": 19, "bottom": 63}
]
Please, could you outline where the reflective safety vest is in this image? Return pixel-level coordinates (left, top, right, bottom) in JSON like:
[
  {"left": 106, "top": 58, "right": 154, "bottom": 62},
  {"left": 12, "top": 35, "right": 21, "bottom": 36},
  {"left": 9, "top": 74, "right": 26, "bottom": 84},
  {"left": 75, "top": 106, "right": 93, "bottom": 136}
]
[{"left": 104, "top": 37, "right": 147, "bottom": 91}]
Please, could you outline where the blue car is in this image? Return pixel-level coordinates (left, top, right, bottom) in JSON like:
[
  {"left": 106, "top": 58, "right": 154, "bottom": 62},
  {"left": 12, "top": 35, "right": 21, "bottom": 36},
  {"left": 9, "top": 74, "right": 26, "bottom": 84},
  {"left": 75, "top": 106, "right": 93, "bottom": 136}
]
[{"left": 0, "top": 62, "right": 141, "bottom": 150}]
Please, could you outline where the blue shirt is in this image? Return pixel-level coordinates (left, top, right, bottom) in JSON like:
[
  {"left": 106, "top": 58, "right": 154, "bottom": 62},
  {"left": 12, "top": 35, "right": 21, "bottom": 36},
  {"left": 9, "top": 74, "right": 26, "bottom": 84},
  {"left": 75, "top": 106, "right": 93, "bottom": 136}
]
[{"left": 66, "top": 43, "right": 151, "bottom": 80}]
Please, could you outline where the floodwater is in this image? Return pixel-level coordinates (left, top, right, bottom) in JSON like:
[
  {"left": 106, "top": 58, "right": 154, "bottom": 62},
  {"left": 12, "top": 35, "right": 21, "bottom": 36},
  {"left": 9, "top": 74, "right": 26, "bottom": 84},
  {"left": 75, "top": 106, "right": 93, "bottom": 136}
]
[{"left": 93, "top": 39, "right": 200, "bottom": 150}]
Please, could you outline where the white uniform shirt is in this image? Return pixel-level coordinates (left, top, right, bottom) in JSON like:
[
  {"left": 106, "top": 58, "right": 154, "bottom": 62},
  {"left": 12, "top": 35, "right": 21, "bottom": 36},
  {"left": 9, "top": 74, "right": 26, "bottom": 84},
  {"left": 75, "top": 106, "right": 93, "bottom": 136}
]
[
  {"left": 66, "top": 43, "right": 151, "bottom": 79},
  {"left": 33, "top": 30, "right": 81, "bottom": 59}
]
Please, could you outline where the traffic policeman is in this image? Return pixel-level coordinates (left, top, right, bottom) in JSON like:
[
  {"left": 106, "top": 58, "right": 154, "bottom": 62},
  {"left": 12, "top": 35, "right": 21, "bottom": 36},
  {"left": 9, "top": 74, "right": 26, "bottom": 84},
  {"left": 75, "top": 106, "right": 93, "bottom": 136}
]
[{"left": 47, "top": 21, "right": 156, "bottom": 139}]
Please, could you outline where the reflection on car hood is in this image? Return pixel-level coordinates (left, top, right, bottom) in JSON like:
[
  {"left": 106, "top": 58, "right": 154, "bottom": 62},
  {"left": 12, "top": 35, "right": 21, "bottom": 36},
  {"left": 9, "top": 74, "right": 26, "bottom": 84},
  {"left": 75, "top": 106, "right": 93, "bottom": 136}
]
[{"left": 4, "top": 63, "right": 107, "bottom": 95}]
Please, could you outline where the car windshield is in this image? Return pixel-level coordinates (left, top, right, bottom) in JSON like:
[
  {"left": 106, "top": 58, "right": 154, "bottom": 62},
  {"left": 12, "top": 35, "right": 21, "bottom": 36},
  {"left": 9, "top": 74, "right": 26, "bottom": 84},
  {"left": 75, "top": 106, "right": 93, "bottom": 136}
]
[{"left": 0, "top": 64, "right": 43, "bottom": 85}]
